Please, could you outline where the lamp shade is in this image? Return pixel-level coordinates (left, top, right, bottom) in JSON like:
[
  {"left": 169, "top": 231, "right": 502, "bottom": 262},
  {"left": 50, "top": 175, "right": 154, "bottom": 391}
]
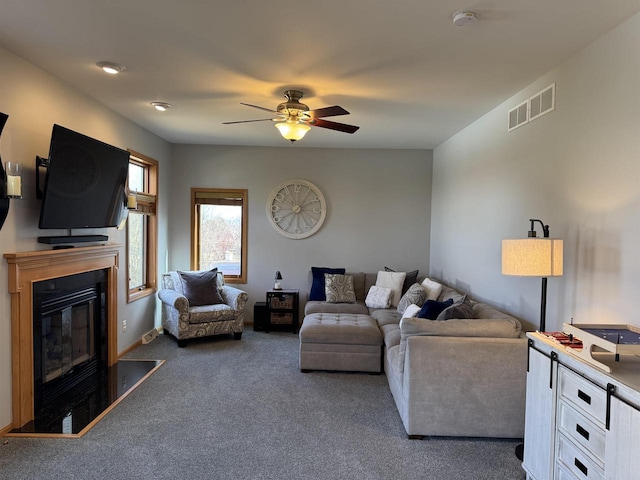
[
  {"left": 275, "top": 271, "right": 282, "bottom": 280},
  {"left": 502, "top": 238, "right": 563, "bottom": 277},
  {"left": 275, "top": 122, "right": 310, "bottom": 142}
]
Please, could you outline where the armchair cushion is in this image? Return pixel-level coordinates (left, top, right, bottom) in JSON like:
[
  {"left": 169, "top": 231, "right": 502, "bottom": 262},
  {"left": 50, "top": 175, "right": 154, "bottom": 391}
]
[
  {"left": 178, "top": 269, "right": 224, "bottom": 306},
  {"left": 189, "top": 304, "right": 235, "bottom": 324}
]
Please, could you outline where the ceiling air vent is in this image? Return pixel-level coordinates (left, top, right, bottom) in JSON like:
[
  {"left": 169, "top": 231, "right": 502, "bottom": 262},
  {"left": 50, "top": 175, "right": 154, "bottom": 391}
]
[
  {"left": 529, "top": 83, "right": 555, "bottom": 121},
  {"left": 508, "top": 101, "right": 528, "bottom": 131}
]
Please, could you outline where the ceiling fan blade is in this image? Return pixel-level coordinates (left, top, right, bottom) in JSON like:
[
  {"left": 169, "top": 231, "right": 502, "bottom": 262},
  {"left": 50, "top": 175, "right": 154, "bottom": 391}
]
[
  {"left": 310, "top": 118, "right": 360, "bottom": 134},
  {"left": 240, "top": 103, "right": 278, "bottom": 114},
  {"left": 307, "top": 106, "right": 350, "bottom": 118},
  {"left": 222, "top": 118, "right": 275, "bottom": 124}
]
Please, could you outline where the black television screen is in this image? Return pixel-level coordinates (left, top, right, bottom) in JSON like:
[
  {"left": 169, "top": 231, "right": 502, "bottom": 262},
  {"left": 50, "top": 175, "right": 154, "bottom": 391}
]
[{"left": 39, "top": 125, "right": 129, "bottom": 230}]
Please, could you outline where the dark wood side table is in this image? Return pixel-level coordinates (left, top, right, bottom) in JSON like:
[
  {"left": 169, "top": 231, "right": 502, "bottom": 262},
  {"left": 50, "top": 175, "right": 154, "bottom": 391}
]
[{"left": 264, "top": 289, "right": 300, "bottom": 333}]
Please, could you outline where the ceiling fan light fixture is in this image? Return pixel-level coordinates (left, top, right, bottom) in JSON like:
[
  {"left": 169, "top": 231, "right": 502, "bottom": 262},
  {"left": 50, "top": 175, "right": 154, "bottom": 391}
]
[
  {"left": 275, "top": 121, "right": 310, "bottom": 142},
  {"left": 150, "top": 101, "right": 172, "bottom": 112},
  {"left": 96, "top": 61, "right": 126, "bottom": 74}
]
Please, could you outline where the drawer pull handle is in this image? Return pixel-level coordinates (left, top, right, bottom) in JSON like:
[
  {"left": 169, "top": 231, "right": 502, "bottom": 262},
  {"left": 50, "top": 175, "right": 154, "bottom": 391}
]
[
  {"left": 576, "top": 424, "right": 590, "bottom": 440},
  {"left": 577, "top": 389, "right": 592, "bottom": 405},
  {"left": 574, "top": 458, "right": 588, "bottom": 475}
]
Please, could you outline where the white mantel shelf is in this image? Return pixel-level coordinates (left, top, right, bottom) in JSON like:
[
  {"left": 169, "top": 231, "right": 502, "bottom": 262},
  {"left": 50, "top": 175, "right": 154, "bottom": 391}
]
[{"left": 4, "top": 244, "right": 121, "bottom": 429}]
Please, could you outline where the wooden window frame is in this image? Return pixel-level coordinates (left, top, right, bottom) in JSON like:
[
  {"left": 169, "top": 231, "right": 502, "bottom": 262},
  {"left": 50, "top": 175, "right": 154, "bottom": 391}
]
[
  {"left": 126, "top": 150, "right": 158, "bottom": 303},
  {"left": 191, "top": 188, "right": 248, "bottom": 284}
]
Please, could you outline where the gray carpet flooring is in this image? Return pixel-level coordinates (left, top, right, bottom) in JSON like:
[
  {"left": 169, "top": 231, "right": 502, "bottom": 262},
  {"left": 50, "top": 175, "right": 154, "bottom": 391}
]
[{"left": 0, "top": 330, "right": 526, "bottom": 480}]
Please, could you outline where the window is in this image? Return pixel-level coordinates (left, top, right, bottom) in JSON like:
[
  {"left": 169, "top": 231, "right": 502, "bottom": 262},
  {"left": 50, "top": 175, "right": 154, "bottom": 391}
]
[
  {"left": 191, "top": 188, "right": 248, "bottom": 284},
  {"left": 126, "top": 151, "right": 158, "bottom": 302}
]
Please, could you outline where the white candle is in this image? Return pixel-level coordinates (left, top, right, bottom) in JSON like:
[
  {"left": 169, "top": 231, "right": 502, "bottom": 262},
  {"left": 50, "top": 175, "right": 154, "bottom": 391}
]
[
  {"left": 6, "top": 175, "right": 21, "bottom": 197},
  {"left": 127, "top": 193, "right": 137, "bottom": 209}
]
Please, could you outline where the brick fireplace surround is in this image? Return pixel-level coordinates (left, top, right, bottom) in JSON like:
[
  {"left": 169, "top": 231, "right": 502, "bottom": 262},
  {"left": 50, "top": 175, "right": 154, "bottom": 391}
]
[{"left": 4, "top": 245, "right": 119, "bottom": 429}]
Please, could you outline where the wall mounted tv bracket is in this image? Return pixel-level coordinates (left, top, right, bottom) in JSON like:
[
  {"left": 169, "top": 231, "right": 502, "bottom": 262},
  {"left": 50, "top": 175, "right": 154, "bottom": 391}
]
[
  {"left": 35, "top": 155, "right": 49, "bottom": 199},
  {"left": 0, "top": 112, "right": 10, "bottom": 230}
]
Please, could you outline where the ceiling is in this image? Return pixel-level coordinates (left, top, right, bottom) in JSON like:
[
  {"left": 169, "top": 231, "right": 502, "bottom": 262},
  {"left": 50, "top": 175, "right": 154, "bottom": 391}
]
[{"left": 1, "top": 1, "right": 639, "bottom": 149}]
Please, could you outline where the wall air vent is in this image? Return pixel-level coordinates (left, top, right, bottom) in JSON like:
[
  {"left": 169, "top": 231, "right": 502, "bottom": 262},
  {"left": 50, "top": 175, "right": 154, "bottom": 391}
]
[
  {"left": 529, "top": 83, "right": 555, "bottom": 121},
  {"left": 508, "top": 82, "right": 556, "bottom": 132},
  {"left": 508, "top": 100, "right": 529, "bottom": 131}
]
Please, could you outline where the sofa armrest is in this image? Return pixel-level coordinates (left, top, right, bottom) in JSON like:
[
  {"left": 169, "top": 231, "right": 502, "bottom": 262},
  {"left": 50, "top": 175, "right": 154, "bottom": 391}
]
[
  {"left": 220, "top": 285, "right": 248, "bottom": 311},
  {"left": 402, "top": 335, "right": 527, "bottom": 437},
  {"left": 158, "top": 288, "right": 189, "bottom": 313}
]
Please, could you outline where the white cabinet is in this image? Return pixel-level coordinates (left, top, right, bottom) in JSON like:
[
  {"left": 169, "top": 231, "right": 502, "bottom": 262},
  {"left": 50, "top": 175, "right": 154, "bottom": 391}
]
[
  {"left": 524, "top": 333, "right": 640, "bottom": 480},
  {"left": 605, "top": 395, "right": 640, "bottom": 480},
  {"left": 523, "top": 347, "right": 556, "bottom": 480}
]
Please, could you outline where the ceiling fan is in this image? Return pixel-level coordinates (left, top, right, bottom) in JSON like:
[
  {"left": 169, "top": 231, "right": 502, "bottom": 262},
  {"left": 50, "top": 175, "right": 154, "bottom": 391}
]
[{"left": 223, "top": 90, "right": 360, "bottom": 142}]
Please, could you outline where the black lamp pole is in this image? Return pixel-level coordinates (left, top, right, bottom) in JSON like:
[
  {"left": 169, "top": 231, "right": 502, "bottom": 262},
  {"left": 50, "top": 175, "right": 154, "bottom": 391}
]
[{"left": 528, "top": 218, "right": 550, "bottom": 332}]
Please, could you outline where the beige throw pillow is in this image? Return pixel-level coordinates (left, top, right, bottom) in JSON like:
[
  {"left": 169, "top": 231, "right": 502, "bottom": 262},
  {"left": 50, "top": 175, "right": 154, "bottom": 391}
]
[
  {"left": 375, "top": 270, "right": 406, "bottom": 307},
  {"left": 421, "top": 277, "right": 443, "bottom": 301}
]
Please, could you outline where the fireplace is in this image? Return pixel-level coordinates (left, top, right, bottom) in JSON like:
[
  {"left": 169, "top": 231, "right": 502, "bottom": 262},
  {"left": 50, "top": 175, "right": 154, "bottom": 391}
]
[
  {"left": 6, "top": 246, "right": 163, "bottom": 436},
  {"left": 4, "top": 245, "right": 120, "bottom": 429},
  {"left": 33, "top": 270, "right": 107, "bottom": 413}
]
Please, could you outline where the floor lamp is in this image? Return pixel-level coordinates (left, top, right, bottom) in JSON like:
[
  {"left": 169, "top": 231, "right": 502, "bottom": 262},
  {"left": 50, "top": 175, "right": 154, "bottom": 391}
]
[
  {"left": 502, "top": 219, "right": 563, "bottom": 332},
  {"left": 502, "top": 219, "right": 563, "bottom": 461}
]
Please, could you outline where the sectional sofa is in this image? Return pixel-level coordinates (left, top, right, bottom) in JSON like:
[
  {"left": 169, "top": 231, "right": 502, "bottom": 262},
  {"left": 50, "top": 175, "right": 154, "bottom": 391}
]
[{"left": 302, "top": 271, "right": 528, "bottom": 439}]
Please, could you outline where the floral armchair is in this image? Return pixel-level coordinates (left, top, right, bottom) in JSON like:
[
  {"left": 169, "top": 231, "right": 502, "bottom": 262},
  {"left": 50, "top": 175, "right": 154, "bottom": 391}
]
[{"left": 158, "top": 270, "right": 248, "bottom": 347}]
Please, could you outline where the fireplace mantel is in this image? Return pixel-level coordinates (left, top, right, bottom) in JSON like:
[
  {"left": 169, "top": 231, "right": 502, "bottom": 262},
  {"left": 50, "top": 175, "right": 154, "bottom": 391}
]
[{"left": 4, "top": 245, "right": 120, "bottom": 429}]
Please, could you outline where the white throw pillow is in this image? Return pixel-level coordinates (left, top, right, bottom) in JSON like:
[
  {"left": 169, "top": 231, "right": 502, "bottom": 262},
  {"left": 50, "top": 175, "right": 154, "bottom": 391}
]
[
  {"left": 375, "top": 270, "right": 406, "bottom": 307},
  {"left": 421, "top": 277, "right": 443, "bottom": 301},
  {"left": 365, "top": 285, "right": 392, "bottom": 309},
  {"left": 401, "top": 303, "right": 422, "bottom": 320}
]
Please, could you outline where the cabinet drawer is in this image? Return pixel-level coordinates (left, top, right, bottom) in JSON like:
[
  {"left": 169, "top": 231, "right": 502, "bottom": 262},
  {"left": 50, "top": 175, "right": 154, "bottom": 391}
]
[
  {"left": 558, "top": 366, "right": 606, "bottom": 425},
  {"left": 558, "top": 400, "right": 605, "bottom": 463},
  {"left": 556, "top": 462, "right": 581, "bottom": 480},
  {"left": 557, "top": 434, "right": 604, "bottom": 480},
  {"left": 270, "top": 312, "right": 293, "bottom": 325}
]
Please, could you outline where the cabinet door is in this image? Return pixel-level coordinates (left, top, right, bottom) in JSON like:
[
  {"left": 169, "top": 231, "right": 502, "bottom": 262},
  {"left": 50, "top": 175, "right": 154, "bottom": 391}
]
[
  {"left": 605, "top": 395, "right": 640, "bottom": 480},
  {"left": 523, "top": 347, "right": 556, "bottom": 480}
]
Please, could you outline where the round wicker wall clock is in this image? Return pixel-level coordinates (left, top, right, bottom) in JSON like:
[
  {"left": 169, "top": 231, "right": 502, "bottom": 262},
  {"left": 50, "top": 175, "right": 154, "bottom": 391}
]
[{"left": 267, "top": 179, "right": 326, "bottom": 239}]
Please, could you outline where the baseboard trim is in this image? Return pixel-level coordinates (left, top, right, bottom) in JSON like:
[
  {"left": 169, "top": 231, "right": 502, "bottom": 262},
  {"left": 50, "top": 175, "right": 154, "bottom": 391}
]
[
  {"left": 1, "top": 422, "right": 14, "bottom": 436},
  {"left": 118, "top": 339, "right": 142, "bottom": 357}
]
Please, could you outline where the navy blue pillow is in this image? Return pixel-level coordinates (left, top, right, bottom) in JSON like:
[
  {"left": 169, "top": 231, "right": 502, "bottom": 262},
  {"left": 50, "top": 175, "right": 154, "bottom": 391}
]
[
  {"left": 309, "top": 267, "right": 346, "bottom": 301},
  {"left": 417, "top": 298, "right": 454, "bottom": 320}
]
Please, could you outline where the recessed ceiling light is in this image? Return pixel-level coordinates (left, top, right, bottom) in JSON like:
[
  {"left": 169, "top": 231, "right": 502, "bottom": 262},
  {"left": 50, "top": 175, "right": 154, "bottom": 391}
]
[
  {"left": 150, "top": 102, "right": 172, "bottom": 112},
  {"left": 96, "top": 61, "right": 126, "bottom": 75}
]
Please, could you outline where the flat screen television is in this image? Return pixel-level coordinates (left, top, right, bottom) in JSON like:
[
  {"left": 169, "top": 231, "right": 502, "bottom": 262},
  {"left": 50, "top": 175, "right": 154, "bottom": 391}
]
[{"left": 38, "top": 125, "right": 129, "bottom": 244}]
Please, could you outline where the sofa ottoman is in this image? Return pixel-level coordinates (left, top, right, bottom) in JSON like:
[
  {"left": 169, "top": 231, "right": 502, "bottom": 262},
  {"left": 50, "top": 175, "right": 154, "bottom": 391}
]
[{"left": 299, "top": 313, "right": 383, "bottom": 373}]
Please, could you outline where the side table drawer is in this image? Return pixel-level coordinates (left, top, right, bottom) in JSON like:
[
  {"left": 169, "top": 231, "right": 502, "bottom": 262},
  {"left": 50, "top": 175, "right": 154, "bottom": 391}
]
[
  {"left": 558, "top": 366, "right": 606, "bottom": 425},
  {"left": 557, "top": 434, "right": 604, "bottom": 480},
  {"left": 558, "top": 400, "right": 605, "bottom": 463}
]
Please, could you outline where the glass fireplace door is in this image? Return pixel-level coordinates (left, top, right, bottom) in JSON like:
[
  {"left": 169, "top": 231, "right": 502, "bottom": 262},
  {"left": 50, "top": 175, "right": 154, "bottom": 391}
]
[{"left": 42, "top": 300, "right": 95, "bottom": 384}]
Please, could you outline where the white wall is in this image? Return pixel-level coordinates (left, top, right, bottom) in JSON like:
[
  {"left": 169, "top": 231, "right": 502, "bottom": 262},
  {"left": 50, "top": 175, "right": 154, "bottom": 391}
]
[
  {"left": 169, "top": 145, "right": 433, "bottom": 317},
  {"left": 0, "top": 47, "right": 171, "bottom": 429},
  {"left": 430, "top": 14, "right": 640, "bottom": 332}
]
